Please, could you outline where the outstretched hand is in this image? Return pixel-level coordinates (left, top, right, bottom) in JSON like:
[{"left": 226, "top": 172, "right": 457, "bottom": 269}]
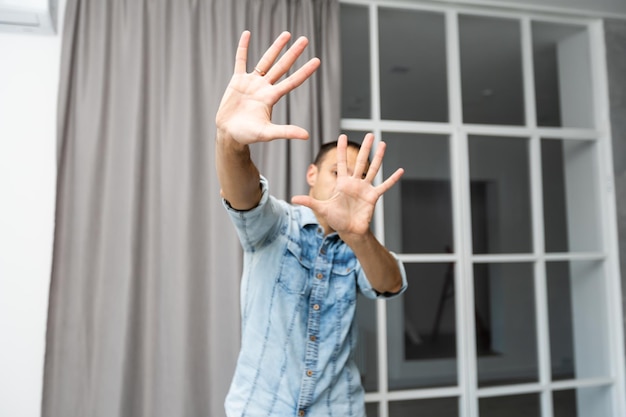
[
  {"left": 215, "top": 31, "right": 321, "bottom": 145},
  {"left": 291, "top": 134, "right": 404, "bottom": 242}
]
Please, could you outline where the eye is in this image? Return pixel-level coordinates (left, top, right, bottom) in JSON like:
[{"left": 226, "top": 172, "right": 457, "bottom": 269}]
[{"left": 332, "top": 170, "right": 338, "bottom": 177}]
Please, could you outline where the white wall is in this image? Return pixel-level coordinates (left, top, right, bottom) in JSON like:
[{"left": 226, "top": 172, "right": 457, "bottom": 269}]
[{"left": 0, "top": 30, "right": 61, "bottom": 417}]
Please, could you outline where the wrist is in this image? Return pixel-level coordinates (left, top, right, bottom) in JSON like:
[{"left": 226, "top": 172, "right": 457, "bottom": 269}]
[
  {"left": 340, "top": 229, "right": 375, "bottom": 249},
  {"left": 216, "top": 129, "right": 247, "bottom": 152}
]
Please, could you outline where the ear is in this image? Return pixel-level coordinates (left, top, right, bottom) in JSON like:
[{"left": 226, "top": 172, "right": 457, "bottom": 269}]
[{"left": 306, "top": 164, "right": 318, "bottom": 187}]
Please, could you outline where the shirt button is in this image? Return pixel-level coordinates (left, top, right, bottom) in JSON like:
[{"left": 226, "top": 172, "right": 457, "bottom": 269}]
[
  {"left": 306, "top": 370, "right": 313, "bottom": 377},
  {"left": 316, "top": 273, "right": 323, "bottom": 280},
  {"left": 310, "top": 335, "right": 316, "bottom": 342},
  {"left": 313, "top": 304, "right": 320, "bottom": 311},
  {"left": 298, "top": 410, "right": 305, "bottom": 417}
]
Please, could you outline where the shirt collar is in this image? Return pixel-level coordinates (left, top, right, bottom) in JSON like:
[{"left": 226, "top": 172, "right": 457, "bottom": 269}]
[
  {"left": 297, "top": 205, "right": 341, "bottom": 239},
  {"left": 299, "top": 205, "right": 320, "bottom": 228}
]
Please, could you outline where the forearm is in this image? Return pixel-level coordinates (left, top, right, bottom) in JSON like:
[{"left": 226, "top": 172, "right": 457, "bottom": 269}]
[
  {"left": 216, "top": 130, "right": 262, "bottom": 210},
  {"left": 343, "top": 231, "right": 403, "bottom": 294}
]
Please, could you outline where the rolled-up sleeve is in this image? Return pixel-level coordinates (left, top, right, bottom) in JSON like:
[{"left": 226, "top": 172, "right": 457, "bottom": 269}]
[
  {"left": 222, "top": 176, "right": 286, "bottom": 252},
  {"left": 357, "top": 251, "right": 408, "bottom": 299}
]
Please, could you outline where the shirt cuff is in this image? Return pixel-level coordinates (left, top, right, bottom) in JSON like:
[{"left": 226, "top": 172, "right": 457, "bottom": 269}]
[
  {"left": 359, "top": 251, "right": 407, "bottom": 300},
  {"left": 221, "top": 176, "right": 269, "bottom": 214}
]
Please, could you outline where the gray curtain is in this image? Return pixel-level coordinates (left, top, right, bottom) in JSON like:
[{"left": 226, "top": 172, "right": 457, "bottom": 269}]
[{"left": 42, "top": 1, "right": 340, "bottom": 417}]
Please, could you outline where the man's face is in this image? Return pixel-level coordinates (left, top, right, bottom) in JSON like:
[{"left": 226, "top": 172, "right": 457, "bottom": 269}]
[{"left": 307, "top": 146, "right": 361, "bottom": 201}]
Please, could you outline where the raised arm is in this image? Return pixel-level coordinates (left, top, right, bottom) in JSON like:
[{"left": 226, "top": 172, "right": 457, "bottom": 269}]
[{"left": 215, "top": 31, "right": 320, "bottom": 210}]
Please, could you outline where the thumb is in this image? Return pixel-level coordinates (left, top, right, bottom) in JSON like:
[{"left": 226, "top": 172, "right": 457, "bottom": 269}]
[
  {"left": 291, "top": 195, "right": 318, "bottom": 209},
  {"left": 262, "top": 124, "right": 311, "bottom": 141}
]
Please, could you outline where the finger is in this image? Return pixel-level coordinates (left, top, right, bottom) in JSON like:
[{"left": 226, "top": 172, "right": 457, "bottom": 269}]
[
  {"left": 364, "top": 139, "right": 386, "bottom": 182},
  {"left": 376, "top": 168, "right": 405, "bottom": 195},
  {"left": 336, "top": 134, "right": 348, "bottom": 177},
  {"left": 234, "top": 31, "right": 251, "bottom": 74},
  {"left": 354, "top": 133, "right": 374, "bottom": 180},
  {"left": 255, "top": 31, "right": 292, "bottom": 76},
  {"left": 265, "top": 36, "right": 309, "bottom": 83},
  {"left": 272, "top": 57, "right": 320, "bottom": 98}
]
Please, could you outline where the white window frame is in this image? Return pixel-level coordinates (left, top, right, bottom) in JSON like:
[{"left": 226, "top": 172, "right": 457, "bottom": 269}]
[{"left": 340, "top": 1, "right": 626, "bottom": 417}]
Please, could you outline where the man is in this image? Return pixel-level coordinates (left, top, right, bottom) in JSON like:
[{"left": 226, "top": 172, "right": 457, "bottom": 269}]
[{"left": 216, "top": 31, "right": 407, "bottom": 417}]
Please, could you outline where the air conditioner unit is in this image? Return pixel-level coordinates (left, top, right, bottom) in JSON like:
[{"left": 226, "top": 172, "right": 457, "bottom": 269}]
[{"left": 0, "top": 0, "right": 57, "bottom": 35}]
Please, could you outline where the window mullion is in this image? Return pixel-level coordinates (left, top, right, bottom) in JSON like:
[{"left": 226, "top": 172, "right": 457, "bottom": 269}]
[
  {"left": 522, "top": 15, "right": 554, "bottom": 417},
  {"left": 369, "top": 4, "right": 390, "bottom": 417},
  {"left": 588, "top": 19, "right": 626, "bottom": 417},
  {"left": 447, "top": 9, "right": 478, "bottom": 417}
]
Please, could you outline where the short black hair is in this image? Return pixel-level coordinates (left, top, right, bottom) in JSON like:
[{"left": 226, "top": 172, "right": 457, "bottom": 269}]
[{"left": 313, "top": 140, "right": 363, "bottom": 167}]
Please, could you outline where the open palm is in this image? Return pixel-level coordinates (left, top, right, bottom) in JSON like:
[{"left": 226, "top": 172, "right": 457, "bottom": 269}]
[
  {"left": 291, "top": 134, "right": 404, "bottom": 240},
  {"left": 215, "top": 31, "right": 320, "bottom": 145}
]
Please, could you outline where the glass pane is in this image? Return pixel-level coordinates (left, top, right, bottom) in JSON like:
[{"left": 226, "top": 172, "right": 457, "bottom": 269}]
[
  {"left": 546, "top": 262, "right": 575, "bottom": 381},
  {"left": 541, "top": 139, "right": 601, "bottom": 252},
  {"left": 389, "top": 397, "right": 459, "bottom": 417},
  {"left": 532, "top": 22, "right": 593, "bottom": 128},
  {"left": 366, "top": 402, "right": 379, "bottom": 417},
  {"left": 341, "top": 130, "right": 368, "bottom": 145},
  {"left": 388, "top": 263, "right": 458, "bottom": 390},
  {"left": 459, "top": 15, "right": 524, "bottom": 125},
  {"left": 547, "top": 261, "right": 611, "bottom": 380},
  {"left": 340, "top": 4, "right": 371, "bottom": 119},
  {"left": 469, "top": 136, "right": 532, "bottom": 254},
  {"left": 553, "top": 386, "right": 613, "bottom": 417},
  {"left": 475, "top": 263, "right": 537, "bottom": 387},
  {"left": 382, "top": 132, "right": 452, "bottom": 254},
  {"left": 479, "top": 394, "right": 540, "bottom": 417},
  {"left": 553, "top": 389, "right": 577, "bottom": 417},
  {"left": 356, "top": 294, "right": 378, "bottom": 392},
  {"left": 379, "top": 8, "right": 448, "bottom": 122}
]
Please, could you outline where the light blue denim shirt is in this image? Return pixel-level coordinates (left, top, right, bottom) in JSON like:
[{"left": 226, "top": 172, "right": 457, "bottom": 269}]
[{"left": 223, "top": 177, "right": 407, "bottom": 417}]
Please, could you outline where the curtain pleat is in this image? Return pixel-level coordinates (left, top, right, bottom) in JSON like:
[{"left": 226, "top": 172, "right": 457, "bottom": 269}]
[{"left": 43, "top": 1, "right": 340, "bottom": 416}]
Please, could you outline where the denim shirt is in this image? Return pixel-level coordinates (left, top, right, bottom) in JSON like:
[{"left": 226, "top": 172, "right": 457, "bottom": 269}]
[{"left": 223, "top": 177, "right": 407, "bottom": 417}]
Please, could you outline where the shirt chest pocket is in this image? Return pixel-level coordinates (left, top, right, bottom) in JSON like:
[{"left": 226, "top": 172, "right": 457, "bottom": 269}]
[
  {"left": 277, "top": 239, "right": 312, "bottom": 295},
  {"left": 331, "top": 258, "right": 358, "bottom": 304}
]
